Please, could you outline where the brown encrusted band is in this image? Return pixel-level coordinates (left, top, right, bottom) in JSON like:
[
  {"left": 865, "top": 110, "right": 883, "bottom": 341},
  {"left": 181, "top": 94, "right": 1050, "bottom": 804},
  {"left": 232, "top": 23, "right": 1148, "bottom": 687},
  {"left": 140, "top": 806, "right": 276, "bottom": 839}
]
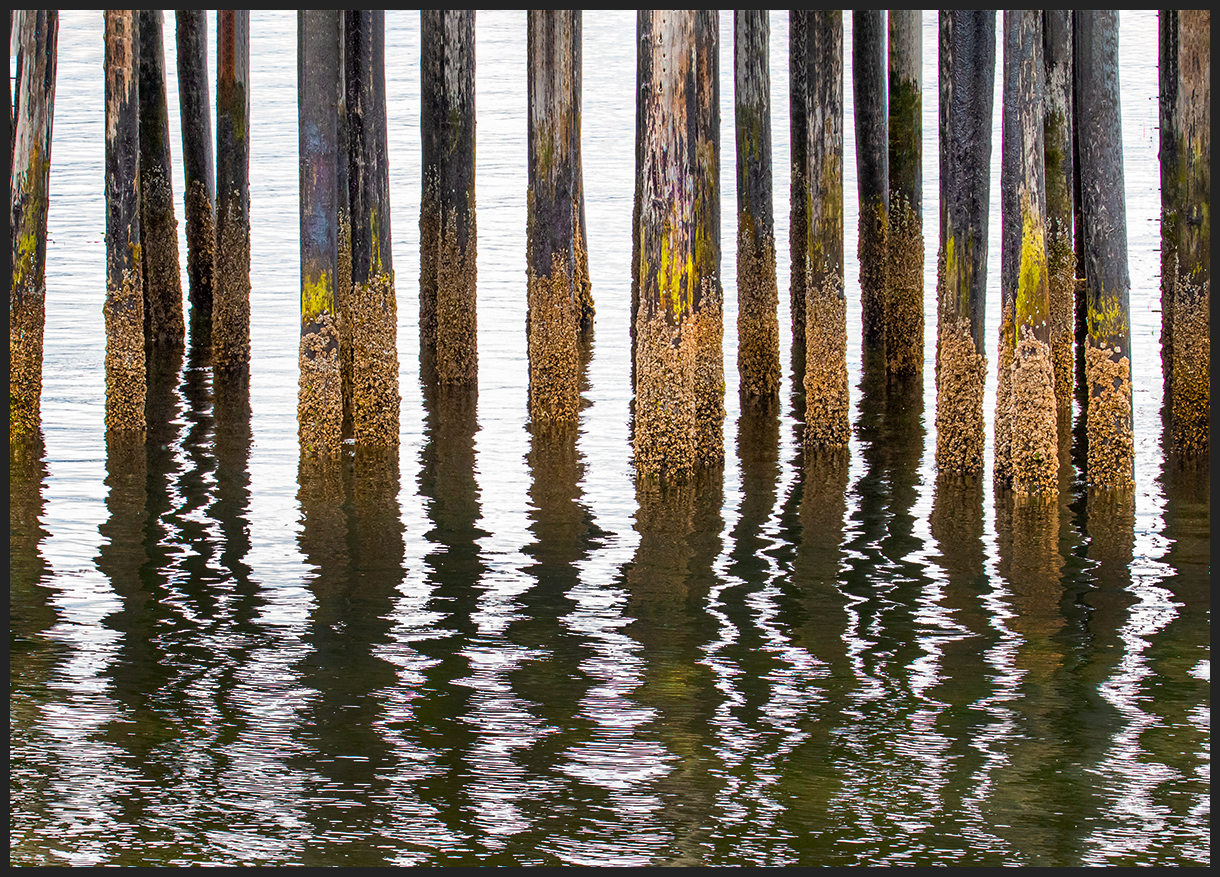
[
  {"left": 140, "top": 166, "right": 184, "bottom": 345},
  {"left": 935, "top": 316, "right": 986, "bottom": 475},
  {"left": 298, "top": 313, "right": 342, "bottom": 456},
  {"left": 1009, "top": 330, "right": 1059, "bottom": 497},
  {"left": 350, "top": 271, "right": 400, "bottom": 445},
  {"left": 1170, "top": 278, "right": 1209, "bottom": 457},
  {"left": 736, "top": 226, "right": 780, "bottom": 402},
  {"left": 528, "top": 255, "right": 580, "bottom": 423},
  {"left": 434, "top": 211, "right": 477, "bottom": 385},
  {"left": 9, "top": 284, "right": 45, "bottom": 439},
  {"left": 104, "top": 267, "right": 146, "bottom": 433},
  {"left": 1046, "top": 230, "right": 1075, "bottom": 415},
  {"left": 993, "top": 311, "right": 1015, "bottom": 483},
  {"left": 886, "top": 195, "right": 924, "bottom": 375},
  {"left": 183, "top": 179, "right": 215, "bottom": 320},
  {"left": 803, "top": 275, "right": 849, "bottom": 449},
  {"left": 1085, "top": 340, "right": 1134, "bottom": 489},
  {"left": 212, "top": 193, "right": 251, "bottom": 373}
]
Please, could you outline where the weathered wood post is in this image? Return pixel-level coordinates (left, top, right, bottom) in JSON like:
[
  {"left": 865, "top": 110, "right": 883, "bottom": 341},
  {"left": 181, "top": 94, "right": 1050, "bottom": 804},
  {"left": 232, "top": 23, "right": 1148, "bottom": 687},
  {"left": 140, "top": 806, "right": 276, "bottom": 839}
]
[
  {"left": 297, "top": 10, "right": 343, "bottom": 457},
  {"left": 734, "top": 10, "right": 780, "bottom": 404},
  {"left": 571, "top": 15, "right": 594, "bottom": 337},
  {"left": 420, "top": 10, "right": 477, "bottom": 386},
  {"left": 934, "top": 11, "right": 995, "bottom": 476},
  {"left": 1160, "top": 10, "right": 1210, "bottom": 458},
  {"left": 887, "top": 9, "right": 924, "bottom": 376},
  {"left": 104, "top": 10, "right": 145, "bottom": 434},
  {"left": 1075, "top": 10, "right": 1133, "bottom": 490},
  {"left": 788, "top": 12, "right": 808, "bottom": 356},
  {"left": 996, "top": 10, "right": 1057, "bottom": 498},
  {"left": 633, "top": 10, "right": 724, "bottom": 479},
  {"left": 526, "top": 9, "right": 581, "bottom": 422},
  {"left": 10, "top": 10, "right": 57, "bottom": 441},
  {"left": 137, "top": 10, "right": 184, "bottom": 349},
  {"left": 345, "top": 10, "right": 400, "bottom": 445},
  {"left": 801, "top": 11, "right": 849, "bottom": 450},
  {"left": 1042, "top": 11, "right": 1075, "bottom": 419},
  {"left": 175, "top": 11, "right": 216, "bottom": 331},
  {"left": 213, "top": 10, "right": 250, "bottom": 374},
  {"left": 853, "top": 11, "right": 888, "bottom": 364}
]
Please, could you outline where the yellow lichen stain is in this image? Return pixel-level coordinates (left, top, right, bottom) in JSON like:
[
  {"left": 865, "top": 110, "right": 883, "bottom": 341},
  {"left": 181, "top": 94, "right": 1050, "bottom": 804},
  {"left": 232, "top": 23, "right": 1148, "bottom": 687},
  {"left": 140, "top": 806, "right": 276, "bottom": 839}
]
[
  {"left": 1015, "top": 203, "right": 1047, "bottom": 330},
  {"left": 302, "top": 269, "right": 333, "bottom": 321},
  {"left": 1086, "top": 290, "right": 1130, "bottom": 341}
]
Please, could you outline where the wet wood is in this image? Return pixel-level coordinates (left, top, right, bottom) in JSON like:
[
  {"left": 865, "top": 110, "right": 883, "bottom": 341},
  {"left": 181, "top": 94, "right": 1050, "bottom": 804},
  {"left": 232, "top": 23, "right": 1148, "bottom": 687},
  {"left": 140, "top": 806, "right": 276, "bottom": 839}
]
[
  {"left": 853, "top": 10, "right": 888, "bottom": 361},
  {"left": 175, "top": 11, "right": 215, "bottom": 329},
  {"left": 10, "top": 10, "right": 57, "bottom": 441},
  {"left": 1042, "top": 10, "right": 1075, "bottom": 418},
  {"left": 788, "top": 12, "right": 808, "bottom": 352},
  {"left": 213, "top": 9, "right": 250, "bottom": 374},
  {"left": 887, "top": 9, "right": 924, "bottom": 375},
  {"left": 934, "top": 11, "right": 995, "bottom": 476}
]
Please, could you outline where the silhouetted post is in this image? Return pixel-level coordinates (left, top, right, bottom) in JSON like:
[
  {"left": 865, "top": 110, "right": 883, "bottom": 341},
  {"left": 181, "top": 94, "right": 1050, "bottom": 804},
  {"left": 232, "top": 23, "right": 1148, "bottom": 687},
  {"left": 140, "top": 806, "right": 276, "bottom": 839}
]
[
  {"left": 346, "top": 10, "right": 400, "bottom": 445},
  {"left": 887, "top": 9, "right": 923, "bottom": 376},
  {"left": 1042, "top": 11, "right": 1075, "bottom": 419},
  {"left": 634, "top": 10, "right": 724, "bottom": 479},
  {"left": 10, "top": 10, "right": 57, "bottom": 441},
  {"left": 213, "top": 10, "right": 250, "bottom": 374},
  {"left": 1075, "top": 10, "right": 1133, "bottom": 490},
  {"left": 297, "top": 11, "right": 343, "bottom": 457},
  {"left": 138, "top": 10, "right": 183, "bottom": 348},
  {"left": 788, "top": 12, "right": 808, "bottom": 354},
  {"left": 853, "top": 11, "right": 888, "bottom": 364},
  {"left": 997, "top": 10, "right": 1057, "bottom": 498},
  {"left": 104, "top": 10, "right": 145, "bottom": 434},
  {"left": 801, "top": 11, "right": 848, "bottom": 450},
  {"left": 734, "top": 10, "right": 779, "bottom": 405},
  {"left": 572, "top": 16, "right": 593, "bottom": 336},
  {"left": 420, "top": 10, "right": 477, "bottom": 386},
  {"left": 934, "top": 11, "right": 994, "bottom": 476},
  {"left": 1160, "top": 10, "right": 1210, "bottom": 457},
  {"left": 175, "top": 11, "right": 215, "bottom": 330}
]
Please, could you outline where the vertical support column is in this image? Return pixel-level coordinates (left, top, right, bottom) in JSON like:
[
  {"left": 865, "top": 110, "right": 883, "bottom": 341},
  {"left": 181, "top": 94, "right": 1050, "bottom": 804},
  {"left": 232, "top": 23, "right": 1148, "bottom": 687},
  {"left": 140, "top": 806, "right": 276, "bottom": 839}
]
[
  {"left": 887, "top": 9, "right": 923, "bottom": 376},
  {"left": 1042, "top": 11, "right": 1075, "bottom": 419},
  {"left": 802, "top": 11, "right": 848, "bottom": 450},
  {"left": 853, "top": 11, "right": 888, "bottom": 364},
  {"left": 1075, "top": 10, "right": 1133, "bottom": 490},
  {"left": 175, "top": 11, "right": 215, "bottom": 331},
  {"left": 346, "top": 10, "right": 400, "bottom": 445},
  {"left": 297, "top": 10, "right": 342, "bottom": 456},
  {"left": 997, "top": 10, "right": 1057, "bottom": 498},
  {"left": 571, "top": 14, "right": 594, "bottom": 336},
  {"left": 137, "top": 10, "right": 183, "bottom": 349},
  {"left": 10, "top": 10, "right": 57, "bottom": 440},
  {"left": 336, "top": 10, "right": 353, "bottom": 431},
  {"left": 213, "top": 9, "right": 250, "bottom": 375},
  {"left": 734, "top": 10, "right": 780, "bottom": 405},
  {"left": 420, "top": 10, "right": 477, "bottom": 387},
  {"left": 633, "top": 10, "right": 724, "bottom": 479},
  {"left": 934, "top": 11, "right": 995, "bottom": 476},
  {"left": 1161, "top": 11, "right": 1210, "bottom": 457},
  {"left": 526, "top": 9, "right": 580, "bottom": 422},
  {"left": 788, "top": 12, "right": 809, "bottom": 355}
]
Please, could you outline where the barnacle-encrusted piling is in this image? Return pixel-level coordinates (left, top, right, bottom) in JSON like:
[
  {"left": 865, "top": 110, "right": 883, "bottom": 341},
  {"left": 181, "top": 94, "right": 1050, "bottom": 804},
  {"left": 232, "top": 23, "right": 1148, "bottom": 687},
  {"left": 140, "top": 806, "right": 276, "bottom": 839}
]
[
  {"left": 853, "top": 11, "right": 889, "bottom": 364},
  {"left": 633, "top": 10, "right": 724, "bottom": 479},
  {"left": 1042, "top": 11, "right": 1075, "bottom": 419},
  {"left": 934, "top": 12, "right": 994, "bottom": 476},
  {"left": 734, "top": 10, "right": 780, "bottom": 405},
  {"left": 887, "top": 9, "right": 924, "bottom": 376},
  {"left": 103, "top": 10, "right": 146, "bottom": 435},
  {"left": 420, "top": 11, "right": 477, "bottom": 386},
  {"left": 213, "top": 10, "right": 251, "bottom": 374},
  {"left": 1075, "top": 11, "right": 1134, "bottom": 489},
  {"left": 175, "top": 11, "right": 216, "bottom": 330},
  {"left": 137, "top": 10, "right": 183, "bottom": 348},
  {"left": 346, "top": 11, "right": 400, "bottom": 445},
  {"left": 10, "top": 10, "right": 58, "bottom": 441}
]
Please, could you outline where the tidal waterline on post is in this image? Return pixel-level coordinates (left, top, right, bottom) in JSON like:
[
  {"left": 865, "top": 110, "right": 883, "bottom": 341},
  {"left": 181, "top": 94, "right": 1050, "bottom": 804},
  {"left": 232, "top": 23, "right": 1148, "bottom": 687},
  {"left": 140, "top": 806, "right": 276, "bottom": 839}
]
[
  {"left": 103, "top": 9, "right": 145, "bottom": 435},
  {"left": 9, "top": 10, "right": 57, "bottom": 441},
  {"left": 175, "top": 10, "right": 215, "bottom": 330},
  {"left": 633, "top": 10, "right": 724, "bottom": 480},
  {"left": 1042, "top": 10, "right": 1075, "bottom": 421},
  {"left": 297, "top": 10, "right": 343, "bottom": 457},
  {"left": 998, "top": 10, "right": 1057, "bottom": 498},
  {"left": 346, "top": 10, "right": 400, "bottom": 446},
  {"left": 420, "top": 10, "right": 477, "bottom": 387},
  {"left": 887, "top": 9, "right": 923, "bottom": 377},
  {"left": 801, "top": 11, "right": 848, "bottom": 451},
  {"left": 213, "top": 10, "right": 251, "bottom": 375},
  {"left": 1075, "top": 10, "right": 1133, "bottom": 490},
  {"left": 934, "top": 11, "right": 994, "bottom": 477},
  {"left": 852, "top": 10, "right": 889, "bottom": 365}
]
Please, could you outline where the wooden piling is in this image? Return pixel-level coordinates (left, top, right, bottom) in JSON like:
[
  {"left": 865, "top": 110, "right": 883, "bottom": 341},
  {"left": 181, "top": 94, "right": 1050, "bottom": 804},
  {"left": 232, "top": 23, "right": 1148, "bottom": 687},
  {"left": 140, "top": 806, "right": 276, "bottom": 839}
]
[
  {"left": 1075, "top": 11, "right": 1133, "bottom": 490},
  {"left": 420, "top": 10, "right": 477, "bottom": 386},
  {"left": 853, "top": 11, "right": 888, "bottom": 363},
  {"left": 9, "top": 10, "right": 57, "bottom": 441},
  {"left": 297, "top": 10, "right": 343, "bottom": 457},
  {"left": 345, "top": 10, "right": 400, "bottom": 445},
  {"left": 1160, "top": 10, "right": 1210, "bottom": 458},
  {"left": 336, "top": 11, "right": 353, "bottom": 433},
  {"left": 887, "top": 9, "right": 924, "bottom": 376},
  {"left": 633, "top": 10, "right": 724, "bottom": 479},
  {"left": 788, "top": 12, "right": 808, "bottom": 353},
  {"left": 934, "top": 11, "right": 995, "bottom": 476},
  {"left": 175, "top": 11, "right": 215, "bottom": 329},
  {"left": 800, "top": 11, "right": 849, "bottom": 450},
  {"left": 213, "top": 10, "right": 250, "bottom": 374},
  {"left": 137, "top": 10, "right": 184, "bottom": 348},
  {"left": 734, "top": 10, "right": 780, "bottom": 405},
  {"left": 571, "top": 15, "right": 593, "bottom": 337},
  {"left": 997, "top": 10, "right": 1057, "bottom": 498},
  {"left": 526, "top": 11, "right": 583, "bottom": 422},
  {"left": 104, "top": 10, "right": 145, "bottom": 435},
  {"left": 1042, "top": 11, "right": 1075, "bottom": 420}
]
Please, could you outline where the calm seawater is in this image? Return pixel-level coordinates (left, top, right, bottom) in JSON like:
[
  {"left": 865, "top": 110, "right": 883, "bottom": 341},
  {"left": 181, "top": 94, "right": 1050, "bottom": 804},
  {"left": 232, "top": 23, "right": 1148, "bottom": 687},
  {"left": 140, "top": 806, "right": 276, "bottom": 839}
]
[{"left": 10, "top": 11, "right": 1209, "bottom": 867}]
